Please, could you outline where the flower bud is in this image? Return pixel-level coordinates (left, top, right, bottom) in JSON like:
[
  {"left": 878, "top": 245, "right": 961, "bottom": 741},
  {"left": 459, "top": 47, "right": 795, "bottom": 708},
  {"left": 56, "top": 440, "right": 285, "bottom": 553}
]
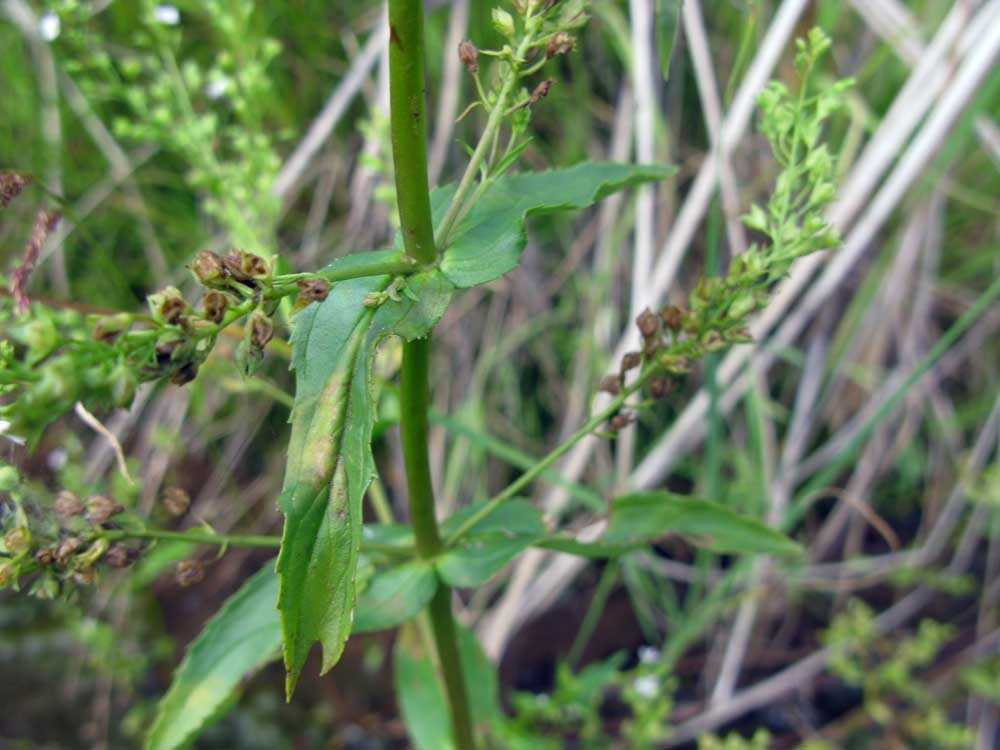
[
  {"left": 202, "top": 291, "right": 229, "bottom": 323},
  {"left": 4, "top": 527, "right": 30, "bottom": 555},
  {"left": 0, "top": 466, "right": 19, "bottom": 493},
  {"left": 175, "top": 559, "right": 205, "bottom": 587},
  {"left": 73, "top": 567, "right": 97, "bottom": 585},
  {"left": 108, "top": 361, "right": 136, "bottom": 409},
  {"left": 492, "top": 7, "right": 515, "bottom": 38},
  {"left": 546, "top": 31, "right": 575, "bottom": 58},
  {"left": 458, "top": 39, "right": 479, "bottom": 73},
  {"left": 93, "top": 313, "right": 133, "bottom": 342},
  {"left": 598, "top": 374, "right": 622, "bottom": 395},
  {"left": 54, "top": 490, "right": 84, "bottom": 518},
  {"left": 636, "top": 308, "right": 659, "bottom": 338},
  {"left": 35, "top": 548, "right": 55, "bottom": 566},
  {"left": 162, "top": 486, "right": 191, "bottom": 517},
  {"left": 0, "top": 561, "right": 14, "bottom": 587},
  {"left": 296, "top": 278, "right": 330, "bottom": 306},
  {"left": 190, "top": 250, "right": 226, "bottom": 286},
  {"left": 85, "top": 494, "right": 124, "bottom": 525}
]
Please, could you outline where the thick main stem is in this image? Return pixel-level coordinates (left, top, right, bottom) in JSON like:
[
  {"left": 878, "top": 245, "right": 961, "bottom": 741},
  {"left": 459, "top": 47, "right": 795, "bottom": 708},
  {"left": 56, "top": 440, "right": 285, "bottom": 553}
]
[{"left": 388, "top": 2, "right": 476, "bottom": 748}]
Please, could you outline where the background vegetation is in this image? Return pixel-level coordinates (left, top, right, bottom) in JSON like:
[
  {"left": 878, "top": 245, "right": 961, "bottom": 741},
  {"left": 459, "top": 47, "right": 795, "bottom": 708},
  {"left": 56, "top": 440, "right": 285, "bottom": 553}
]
[{"left": 1, "top": 0, "right": 998, "bottom": 748}]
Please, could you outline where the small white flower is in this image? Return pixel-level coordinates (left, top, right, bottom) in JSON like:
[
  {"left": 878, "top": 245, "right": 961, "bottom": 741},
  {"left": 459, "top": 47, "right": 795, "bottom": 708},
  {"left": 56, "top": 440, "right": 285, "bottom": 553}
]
[
  {"left": 632, "top": 674, "right": 659, "bottom": 699},
  {"left": 38, "top": 13, "right": 60, "bottom": 41},
  {"left": 47, "top": 448, "right": 68, "bottom": 471},
  {"left": 638, "top": 646, "right": 660, "bottom": 665},
  {"left": 153, "top": 4, "right": 180, "bottom": 26},
  {"left": 204, "top": 77, "right": 229, "bottom": 100}
]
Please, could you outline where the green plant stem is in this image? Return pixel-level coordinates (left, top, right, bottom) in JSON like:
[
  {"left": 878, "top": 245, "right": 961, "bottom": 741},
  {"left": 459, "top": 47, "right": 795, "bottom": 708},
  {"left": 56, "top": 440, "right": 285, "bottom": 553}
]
[
  {"left": 388, "top": 0, "right": 436, "bottom": 265},
  {"left": 100, "top": 528, "right": 279, "bottom": 548},
  {"left": 445, "top": 366, "right": 658, "bottom": 545},
  {"left": 433, "top": 16, "right": 540, "bottom": 249},
  {"left": 98, "top": 526, "right": 411, "bottom": 556},
  {"left": 389, "top": 2, "right": 475, "bottom": 747}
]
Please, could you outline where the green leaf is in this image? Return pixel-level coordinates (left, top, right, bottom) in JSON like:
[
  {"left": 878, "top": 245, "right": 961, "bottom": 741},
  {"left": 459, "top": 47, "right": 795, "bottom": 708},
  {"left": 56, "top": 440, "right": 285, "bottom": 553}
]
[
  {"left": 437, "top": 499, "right": 546, "bottom": 587},
  {"left": 430, "top": 162, "right": 674, "bottom": 288},
  {"left": 540, "top": 491, "right": 801, "bottom": 558},
  {"left": 394, "top": 623, "right": 500, "bottom": 750},
  {"left": 278, "top": 250, "right": 454, "bottom": 696},
  {"left": 655, "top": 0, "right": 683, "bottom": 79},
  {"left": 145, "top": 565, "right": 281, "bottom": 750},
  {"left": 353, "top": 560, "right": 438, "bottom": 633}
]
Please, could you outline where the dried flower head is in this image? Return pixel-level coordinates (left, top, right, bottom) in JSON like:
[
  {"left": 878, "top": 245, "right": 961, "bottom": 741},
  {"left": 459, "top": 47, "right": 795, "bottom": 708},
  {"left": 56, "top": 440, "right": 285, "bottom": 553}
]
[
  {"left": 661, "top": 305, "right": 684, "bottom": 332},
  {"left": 458, "top": 39, "right": 479, "bottom": 73},
  {"left": 649, "top": 376, "right": 672, "bottom": 399},
  {"left": 609, "top": 412, "right": 635, "bottom": 433},
  {"left": 621, "top": 351, "right": 642, "bottom": 372},
  {"left": 190, "top": 250, "right": 226, "bottom": 286},
  {"left": 202, "top": 291, "right": 229, "bottom": 324},
  {"left": 296, "top": 278, "right": 330, "bottom": 306},
  {"left": 250, "top": 312, "right": 274, "bottom": 349},
  {"left": 598, "top": 374, "right": 622, "bottom": 395},
  {"left": 162, "top": 486, "right": 191, "bottom": 517},
  {"left": 11, "top": 209, "right": 60, "bottom": 314},
  {"left": 0, "top": 171, "right": 30, "bottom": 208},
  {"left": 546, "top": 31, "right": 575, "bottom": 58},
  {"left": 54, "top": 490, "right": 84, "bottom": 518},
  {"left": 528, "top": 79, "right": 555, "bottom": 105},
  {"left": 636, "top": 308, "right": 659, "bottom": 338},
  {"left": 85, "top": 494, "right": 124, "bottom": 525},
  {"left": 175, "top": 559, "right": 205, "bottom": 587},
  {"left": 104, "top": 544, "right": 138, "bottom": 569},
  {"left": 55, "top": 536, "right": 82, "bottom": 564},
  {"left": 169, "top": 362, "right": 199, "bottom": 386}
]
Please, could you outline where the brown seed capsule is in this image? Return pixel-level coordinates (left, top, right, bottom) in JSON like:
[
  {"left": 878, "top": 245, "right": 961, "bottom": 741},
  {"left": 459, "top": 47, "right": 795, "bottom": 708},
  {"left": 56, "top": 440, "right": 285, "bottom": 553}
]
[
  {"left": 202, "top": 291, "right": 229, "bottom": 323},
  {"left": 190, "top": 250, "right": 226, "bottom": 286},
  {"left": 621, "top": 351, "right": 642, "bottom": 372},
  {"left": 85, "top": 494, "right": 124, "bottom": 525},
  {"left": 0, "top": 171, "right": 30, "bottom": 208},
  {"left": 103, "top": 544, "right": 138, "bottom": 569},
  {"left": 649, "top": 376, "right": 672, "bottom": 399},
  {"left": 54, "top": 490, "right": 84, "bottom": 519},
  {"left": 175, "top": 559, "right": 205, "bottom": 587},
  {"left": 241, "top": 252, "right": 269, "bottom": 280},
  {"left": 55, "top": 536, "right": 82, "bottom": 564},
  {"left": 250, "top": 312, "right": 274, "bottom": 349},
  {"left": 155, "top": 289, "right": 187, "bottom": 325},
  {"left": 643, "top": 335, "right": 660, "bottom": 358},
  {"left": 458, "top": 39, "right": 479, "bottom": 73},
  {"left": 162, "top": 486, "right": 191, "bottom": 517},
  {"left": 546, "top": 31, "right": 575, "bottom": 58},
  {"left": 609, "top": 413, "right": 635, "bottom": 433},
  {"left": 598, "top": 374, "right": 622, "bottom": 395},
  {"left": 636, "top": 308, "right": 660, "bottom": 338},
  {"left": 221, "top": 249, "right": 251, "bottom": 282},
  {"left": 296, "top": 278, "right": 330, "bottom": 305},
  {"left": 661, "top": 305, "right": 684, "bottom": 332},
  {"left": 528, "top": 79, "right": 554, "bottom": 104},
  {"left": 35, "top": 548, "right": 56, "bottom": 566},
  {"left": 170, "top": 362, "right": 199, "bottom": 386},
  {"left": 73, "top": 567, "right": 97, "bottom": 585}
]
